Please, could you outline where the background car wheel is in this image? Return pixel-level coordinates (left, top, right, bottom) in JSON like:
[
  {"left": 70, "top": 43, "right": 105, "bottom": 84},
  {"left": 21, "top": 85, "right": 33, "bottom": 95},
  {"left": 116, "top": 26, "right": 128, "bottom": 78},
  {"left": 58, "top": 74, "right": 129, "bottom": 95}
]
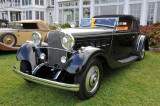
[
  {"left": 75, "top": 58, "right": 103, "bottom": 100},
  {"left": 0, "top": 33, "right": 17, "bottom": 46},
  {"left": 20, "top": 60, "right": 32, "bottom": 82},
  {"left": 137, "top": 45, "right": 145, "bottom": 61}
]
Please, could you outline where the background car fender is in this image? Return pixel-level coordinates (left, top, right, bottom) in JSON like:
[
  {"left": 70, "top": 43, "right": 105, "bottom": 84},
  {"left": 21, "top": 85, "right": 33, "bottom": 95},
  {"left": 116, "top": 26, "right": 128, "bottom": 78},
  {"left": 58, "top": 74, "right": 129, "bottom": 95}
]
[
  {"left": 17, "top": 42, "right": 37, "bottom": 70},
  {"left": 65, "top": 46, "right": 108, "bottom": 74}
]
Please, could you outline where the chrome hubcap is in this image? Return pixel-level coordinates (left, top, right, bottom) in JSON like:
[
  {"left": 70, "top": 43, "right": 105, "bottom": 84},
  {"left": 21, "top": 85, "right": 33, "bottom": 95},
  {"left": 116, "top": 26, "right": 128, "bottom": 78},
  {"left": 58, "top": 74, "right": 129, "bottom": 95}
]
[{"left": 85, "top": 66, "right": 99, "bottom": 93}]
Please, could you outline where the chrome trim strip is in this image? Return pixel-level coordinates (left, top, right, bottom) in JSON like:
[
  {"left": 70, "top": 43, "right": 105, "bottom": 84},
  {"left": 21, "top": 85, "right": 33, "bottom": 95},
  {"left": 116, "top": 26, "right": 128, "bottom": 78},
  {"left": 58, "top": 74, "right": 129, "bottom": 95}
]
[
  {"left": 32, "top": 63, "right": 45, "bottom": 75},
  {"left": 36, "top": 47, "right": 74, "bottom": 53},
  {"left": 13, "top": 66, "right": 79, "bottom": 91}
]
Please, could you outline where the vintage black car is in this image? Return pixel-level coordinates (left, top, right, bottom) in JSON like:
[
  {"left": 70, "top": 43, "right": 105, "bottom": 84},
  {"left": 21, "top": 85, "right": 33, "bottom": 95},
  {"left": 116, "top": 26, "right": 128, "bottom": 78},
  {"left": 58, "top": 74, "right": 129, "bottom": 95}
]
[{"left": 13, "top": 15, "right": 148, "bottom": 100}]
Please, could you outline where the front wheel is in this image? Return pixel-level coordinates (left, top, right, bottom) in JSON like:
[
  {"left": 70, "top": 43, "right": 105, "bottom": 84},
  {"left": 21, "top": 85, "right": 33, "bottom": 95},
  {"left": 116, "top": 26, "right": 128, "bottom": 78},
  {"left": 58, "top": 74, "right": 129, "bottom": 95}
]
[
  {"left": 0, "top": 33, "right": 17, "bottom": 46},
  {"left": 75, "top": 58, "right": 103, "bottom": 100},
  {"left": 20, "top": 60, "right": 32, "bottom": 82}
]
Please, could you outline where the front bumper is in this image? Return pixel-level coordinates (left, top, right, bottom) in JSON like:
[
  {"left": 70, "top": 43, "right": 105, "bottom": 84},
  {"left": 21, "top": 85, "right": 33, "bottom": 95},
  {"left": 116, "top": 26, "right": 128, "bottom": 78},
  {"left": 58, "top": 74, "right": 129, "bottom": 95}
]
[{"left": 13, "top": 66, "right": 80, "bottom": 91}]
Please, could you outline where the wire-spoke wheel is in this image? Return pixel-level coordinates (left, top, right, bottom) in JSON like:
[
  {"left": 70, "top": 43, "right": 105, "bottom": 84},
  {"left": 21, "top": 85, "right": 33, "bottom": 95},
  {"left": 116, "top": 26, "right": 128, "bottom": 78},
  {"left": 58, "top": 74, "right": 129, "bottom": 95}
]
[
  {"left": 0, "top": 33, "right": 17, "bottom": 46},
  {"left": 137, "top": 45, "right": 145, "bottom": 61},
  {"left": 3, "top": 35, "right": 15, "bottom": 46},
  {"left": 75, "top": 58, "right": 103, "bottom": 100}
]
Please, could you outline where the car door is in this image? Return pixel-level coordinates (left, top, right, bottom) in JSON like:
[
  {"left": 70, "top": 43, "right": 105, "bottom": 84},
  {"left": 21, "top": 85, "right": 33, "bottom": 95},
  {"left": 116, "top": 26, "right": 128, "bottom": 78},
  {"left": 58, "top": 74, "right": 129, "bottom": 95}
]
[{"left": 110, "top": 31, "right": 136, "bottom": 60}]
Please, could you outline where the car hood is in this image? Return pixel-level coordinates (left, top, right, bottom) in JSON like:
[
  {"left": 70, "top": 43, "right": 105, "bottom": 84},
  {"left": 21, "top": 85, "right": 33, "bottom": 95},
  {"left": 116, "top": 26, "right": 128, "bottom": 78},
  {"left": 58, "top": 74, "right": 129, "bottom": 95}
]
[
  {"left": 0, "top": 28, "right": 18, "bottom": 32},
  {"left": 61, "top": 28, "right": 114, "bottom": 38}
]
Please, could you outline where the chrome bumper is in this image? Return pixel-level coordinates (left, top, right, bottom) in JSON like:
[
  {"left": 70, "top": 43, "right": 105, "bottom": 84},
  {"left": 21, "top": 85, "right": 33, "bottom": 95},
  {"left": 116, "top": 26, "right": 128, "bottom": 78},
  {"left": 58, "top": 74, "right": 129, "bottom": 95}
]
[{"left": 13, "top": 66, "right": 80, "bottom": 91}]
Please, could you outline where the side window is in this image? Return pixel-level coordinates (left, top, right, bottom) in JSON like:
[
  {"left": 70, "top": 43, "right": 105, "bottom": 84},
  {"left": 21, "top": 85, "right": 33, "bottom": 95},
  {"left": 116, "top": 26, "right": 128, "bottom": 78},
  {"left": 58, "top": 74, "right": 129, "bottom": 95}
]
[
  {"left": 118, "top": 19, "right": 132, "bottom": 31},
  {"left": 22, "top": 23, "right": 38, "bottom": 29}
]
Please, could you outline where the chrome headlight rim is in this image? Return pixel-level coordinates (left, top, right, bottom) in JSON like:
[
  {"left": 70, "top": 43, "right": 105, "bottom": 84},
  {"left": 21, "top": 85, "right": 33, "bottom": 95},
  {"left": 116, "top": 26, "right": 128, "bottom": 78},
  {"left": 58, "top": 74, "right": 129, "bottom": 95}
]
[
  {"left": 32, "top": 31, "right": 43, "bottom": 46},
  {"left": 61, "top": 33, "right": 75, "bottom": 51}
]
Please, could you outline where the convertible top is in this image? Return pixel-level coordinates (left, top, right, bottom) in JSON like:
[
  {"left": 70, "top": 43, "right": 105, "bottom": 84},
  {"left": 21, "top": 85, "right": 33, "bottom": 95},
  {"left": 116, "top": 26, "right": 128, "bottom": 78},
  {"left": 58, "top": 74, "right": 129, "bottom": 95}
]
[
  {"left": 94, "top": 15, "right": 137, "bottom": 20},
  {"left": 9, "top": 20, "right": 50, "bottom": 31}
]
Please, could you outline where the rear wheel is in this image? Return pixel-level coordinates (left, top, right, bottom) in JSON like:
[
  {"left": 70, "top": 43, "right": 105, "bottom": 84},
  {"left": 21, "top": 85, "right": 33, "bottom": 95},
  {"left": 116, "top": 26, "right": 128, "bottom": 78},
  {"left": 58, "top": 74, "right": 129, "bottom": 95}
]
[
  {"left": 75, "top": 58, "right": 103, "bottom": 100},
  {"left": 137, "top": 45, "right": 145, "bottom": 61},
  {"left": 20, "top": 60, "right": 32, "bottom": 82}
]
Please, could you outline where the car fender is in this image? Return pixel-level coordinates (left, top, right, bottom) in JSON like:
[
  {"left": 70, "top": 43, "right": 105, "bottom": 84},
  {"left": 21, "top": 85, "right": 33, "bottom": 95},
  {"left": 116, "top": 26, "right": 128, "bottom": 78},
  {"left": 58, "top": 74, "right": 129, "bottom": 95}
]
[
  {"left": 17, "top": 41, "right": 38, "bottom": 70},
  {"left": 0, "top": 42, "right": 19, "bottom": 51},
  {"left": 65, "top": 46, "right": 108, "bottom": 74}
]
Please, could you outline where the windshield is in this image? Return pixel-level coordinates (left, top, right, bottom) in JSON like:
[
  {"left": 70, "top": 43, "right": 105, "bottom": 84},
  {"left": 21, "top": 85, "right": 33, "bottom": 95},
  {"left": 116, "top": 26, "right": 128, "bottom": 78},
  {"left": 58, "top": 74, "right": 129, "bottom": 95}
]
[
  {"left": 9, "top": 23, "right": 22, "bottom": 29},
  {"left": 80, "top": 17, "right": 118, "bottom": 28},
  {"left": 0, "top": 21, "right": 8, "bottom": 28}
]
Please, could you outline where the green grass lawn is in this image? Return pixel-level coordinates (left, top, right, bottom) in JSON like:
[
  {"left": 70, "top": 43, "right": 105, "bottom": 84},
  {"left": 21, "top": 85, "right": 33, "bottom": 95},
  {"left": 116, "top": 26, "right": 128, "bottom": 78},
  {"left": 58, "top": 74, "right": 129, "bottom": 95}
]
[{"left": 0, "top": 51, "right": 160, "bottom": 105}]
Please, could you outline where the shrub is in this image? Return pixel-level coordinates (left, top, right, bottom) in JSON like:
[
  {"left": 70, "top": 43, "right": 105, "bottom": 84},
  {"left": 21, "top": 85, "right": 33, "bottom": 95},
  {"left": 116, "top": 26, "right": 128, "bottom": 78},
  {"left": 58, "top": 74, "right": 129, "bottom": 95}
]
[
  {"left": 59, "top": 23, "right": 71, "bottom": 28},
  {"left": 48, "top": 25, "right": 57, "bottom": 30},
  {"left": 48, "top": 23, "right": 71, "bottom": 30},
  {"left": 140, "top": 22, "right": 160, "bottom": 48}
]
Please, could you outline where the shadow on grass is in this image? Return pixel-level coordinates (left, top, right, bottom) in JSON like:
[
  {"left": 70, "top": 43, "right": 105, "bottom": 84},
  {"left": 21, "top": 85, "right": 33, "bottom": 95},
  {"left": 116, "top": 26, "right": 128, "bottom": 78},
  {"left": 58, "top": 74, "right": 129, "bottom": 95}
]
[
  {"left": 103, "top": 65, "right": 129, "bottom": 78},
  {"left": 0, "top": 50, "right": 17, "bottom": 55},
  {"left": 101, "top": 62, "right": 136, "bottom": 86},
  {"left": 14, "top": 79, "right": 79, "bottom": 103}
]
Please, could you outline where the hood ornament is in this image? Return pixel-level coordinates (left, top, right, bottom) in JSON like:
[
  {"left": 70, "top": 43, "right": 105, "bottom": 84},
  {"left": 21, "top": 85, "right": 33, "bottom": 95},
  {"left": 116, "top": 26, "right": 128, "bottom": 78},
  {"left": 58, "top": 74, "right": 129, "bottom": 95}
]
[
  {"left": 91, "top": 18, "right": 96, "bottom": 29},
  {"left": 53, "top": 22, "right": 62, "bottom": 34},
  {"left": 56, "top": 27, "right": 62, "bottom": 32}
]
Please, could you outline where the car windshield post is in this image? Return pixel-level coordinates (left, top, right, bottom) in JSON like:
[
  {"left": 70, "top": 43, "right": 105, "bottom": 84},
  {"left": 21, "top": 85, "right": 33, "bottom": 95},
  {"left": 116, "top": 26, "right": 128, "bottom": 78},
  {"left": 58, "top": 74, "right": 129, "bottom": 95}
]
[{"left": 114, "top": 17, "right": 119, "bottom": 31}]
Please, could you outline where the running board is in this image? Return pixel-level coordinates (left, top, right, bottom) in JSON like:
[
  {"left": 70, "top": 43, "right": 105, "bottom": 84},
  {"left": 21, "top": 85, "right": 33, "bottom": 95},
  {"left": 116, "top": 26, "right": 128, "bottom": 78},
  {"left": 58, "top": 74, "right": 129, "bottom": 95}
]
[{"left": 118, "top": 56, "right": 138, "bottom": 63}]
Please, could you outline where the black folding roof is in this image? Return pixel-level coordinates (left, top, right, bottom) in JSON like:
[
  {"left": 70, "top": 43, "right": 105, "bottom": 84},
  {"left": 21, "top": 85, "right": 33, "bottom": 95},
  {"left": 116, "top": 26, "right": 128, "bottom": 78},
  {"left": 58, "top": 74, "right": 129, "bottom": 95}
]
[{"left": 93, "top": 15, "right": 138, "bottom": 21}]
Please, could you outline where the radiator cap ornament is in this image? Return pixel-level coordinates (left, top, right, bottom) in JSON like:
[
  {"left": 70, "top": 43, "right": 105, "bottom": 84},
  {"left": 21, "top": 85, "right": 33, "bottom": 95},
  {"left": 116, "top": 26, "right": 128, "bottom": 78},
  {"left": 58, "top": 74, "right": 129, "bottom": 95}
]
[{"left": 53, "top": 22, "right": 62, "bottom": 34}]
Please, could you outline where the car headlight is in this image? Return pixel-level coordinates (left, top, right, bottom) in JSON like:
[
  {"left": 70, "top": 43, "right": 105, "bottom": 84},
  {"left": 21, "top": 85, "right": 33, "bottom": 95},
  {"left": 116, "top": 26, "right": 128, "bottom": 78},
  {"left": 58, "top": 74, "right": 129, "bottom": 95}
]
[
  {"left": 32, "top": 32, "right": 43, "bottom": 46},
  {"left": 61, "top": 33, "right": 75, "bottom": 51}
]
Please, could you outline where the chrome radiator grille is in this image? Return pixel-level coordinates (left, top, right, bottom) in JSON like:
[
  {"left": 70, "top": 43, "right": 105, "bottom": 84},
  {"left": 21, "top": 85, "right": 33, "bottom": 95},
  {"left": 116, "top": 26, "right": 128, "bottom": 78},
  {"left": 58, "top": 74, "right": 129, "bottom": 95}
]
[{"left": 48, "top": 32, "right": 66, "bottom": 67}]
